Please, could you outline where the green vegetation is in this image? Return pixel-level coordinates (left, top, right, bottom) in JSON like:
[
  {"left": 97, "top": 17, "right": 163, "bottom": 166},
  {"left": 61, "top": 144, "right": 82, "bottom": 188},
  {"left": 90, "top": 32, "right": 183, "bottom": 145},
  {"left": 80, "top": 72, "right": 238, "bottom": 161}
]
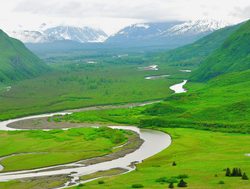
[
  {"left": 69, "top": 128, "right": 250, "bottom": 189},
  {"left": 155, "top": 23, "right": 241, "bottom": 68},
  {"left": 0, "top": 127, "right": 130, "bottom": 172},
  {"left": 0, "top": 16, "right": 250, "bottom": 189},
  {"left": 0, "top": 30, "right": 50, "bottom": 83},
  {"left": 80, "top": 168, "right": 127, "bottom": 181},
  {"left": 131, "top": 184, "right": 144, "bottom": 188},
  {"left": 0, "top": 62, "right": 180, "bottom": 121},
  {"left": 192, "top": 20, "right": 250, "bottom": 81},
  {"left": 60, "top": 20, "right": 250, "bottom": 189},
  {"left": 0, "top": 175, "right": 68, "bottom": 189},
  {"left": 57, "top": 69, "right": 250, "bottom": 133}
]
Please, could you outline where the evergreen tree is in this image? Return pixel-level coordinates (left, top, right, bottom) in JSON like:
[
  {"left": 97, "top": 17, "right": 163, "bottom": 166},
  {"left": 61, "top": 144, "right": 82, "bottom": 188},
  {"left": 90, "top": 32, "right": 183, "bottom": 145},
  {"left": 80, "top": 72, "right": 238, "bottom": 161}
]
[
  {"left": 238, "top": 168, "right": 242, "bottom": 176},
  {"left": 172, "top": 161, "right": 177, "bottom": 166},
  {"left": 177, "top": 179, "right": 187, "bottom": 187},
  {"left": 242, "top": 173, "right": 249, "bottom": 180},
  {"left": 231, "top": 168, "right": 237, "bottom": 176},
  {"left": 169, "top": 182, "right": 174, "bottom": 188},
  {"left": 225, "top": 168, "right": 231, "bottom": 177}
]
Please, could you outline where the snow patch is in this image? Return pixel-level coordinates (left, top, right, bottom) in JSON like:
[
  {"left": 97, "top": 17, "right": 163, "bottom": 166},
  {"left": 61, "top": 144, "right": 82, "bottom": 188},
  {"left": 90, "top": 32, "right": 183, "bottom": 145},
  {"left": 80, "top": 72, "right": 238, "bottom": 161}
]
[{"left": 134, "top": 23, "right": 150, "bottom": 29}]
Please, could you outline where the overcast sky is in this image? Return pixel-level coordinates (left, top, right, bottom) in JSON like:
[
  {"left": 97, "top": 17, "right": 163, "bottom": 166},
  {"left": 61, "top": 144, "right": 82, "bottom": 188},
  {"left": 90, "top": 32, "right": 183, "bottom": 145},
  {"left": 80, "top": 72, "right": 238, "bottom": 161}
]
[{"left": 0, "top": 0, "right": 250, "bottom": 34}]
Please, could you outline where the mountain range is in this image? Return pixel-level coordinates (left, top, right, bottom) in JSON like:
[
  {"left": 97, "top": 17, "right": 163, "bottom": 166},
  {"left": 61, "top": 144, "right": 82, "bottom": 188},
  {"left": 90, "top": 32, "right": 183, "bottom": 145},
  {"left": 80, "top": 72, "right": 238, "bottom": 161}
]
[
  {"left": 9, "top": 26, "right": 108, "bottom": 43},
  {"left": 107, "top": 19, "right": 229, "bottom": 47},
  {"left": 8, "top": 20, "right": 230, "bottom": 47}
]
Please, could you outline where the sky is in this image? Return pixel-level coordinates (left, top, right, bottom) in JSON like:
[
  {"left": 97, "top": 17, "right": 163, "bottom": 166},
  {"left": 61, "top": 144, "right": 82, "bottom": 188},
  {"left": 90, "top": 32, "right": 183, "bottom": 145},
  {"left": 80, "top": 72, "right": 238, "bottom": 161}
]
[{"left": 0, "top": 0, "right": 250, "bottom": 35}]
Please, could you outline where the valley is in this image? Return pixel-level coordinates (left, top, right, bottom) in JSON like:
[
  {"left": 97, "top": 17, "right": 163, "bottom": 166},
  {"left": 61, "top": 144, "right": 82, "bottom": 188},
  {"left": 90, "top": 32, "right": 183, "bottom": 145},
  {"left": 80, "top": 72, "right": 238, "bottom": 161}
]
[{"left": 0, "top": 7, "right": 249, "bottom": 189}]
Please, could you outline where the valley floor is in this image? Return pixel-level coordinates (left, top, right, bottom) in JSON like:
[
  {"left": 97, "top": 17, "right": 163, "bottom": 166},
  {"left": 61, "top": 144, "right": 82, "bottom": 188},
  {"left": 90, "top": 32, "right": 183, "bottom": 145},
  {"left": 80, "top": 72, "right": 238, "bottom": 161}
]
[{"left": 69, "top": 128, "right": 250, "bottom": 189}]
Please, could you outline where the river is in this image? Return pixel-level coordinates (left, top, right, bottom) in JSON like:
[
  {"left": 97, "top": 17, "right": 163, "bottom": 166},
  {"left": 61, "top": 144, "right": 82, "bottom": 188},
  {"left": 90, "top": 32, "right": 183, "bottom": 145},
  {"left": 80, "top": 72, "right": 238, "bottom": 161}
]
[{"left": 0, "top": 80, "right": 187, "bottom": 187}]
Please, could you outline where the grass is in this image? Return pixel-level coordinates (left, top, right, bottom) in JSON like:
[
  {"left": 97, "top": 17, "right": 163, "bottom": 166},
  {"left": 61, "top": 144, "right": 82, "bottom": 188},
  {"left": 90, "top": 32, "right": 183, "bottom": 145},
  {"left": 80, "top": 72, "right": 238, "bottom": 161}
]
[
  {"left": 0, "top": 175, "right": 68, "bottom": 189},
  {"left": 59, "top": 68, "right": 250, "bottom": 133},
  {"left": 0, "top": 62, "right": 183, "bottom": 121},
  {"left": 80, "top": 168, "right": 127, "bottom": 181},
  {"left": 69, "top": 128, "right": 250, "bottom": 189},
  {"left": 0, "top": 127, "right": 130, "bottom": 172}
]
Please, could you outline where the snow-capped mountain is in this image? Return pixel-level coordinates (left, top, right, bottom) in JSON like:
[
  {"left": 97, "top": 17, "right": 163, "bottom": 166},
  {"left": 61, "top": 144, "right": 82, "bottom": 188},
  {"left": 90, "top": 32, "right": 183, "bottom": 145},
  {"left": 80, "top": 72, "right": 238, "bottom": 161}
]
[
  {"left": 44, "top": 26, "right": 108, "bottom": 43},
  {"left": 107, "top": 21, "right": 184, "bottom": 42},
  {"left": 165, "top": 19, "right": 229, "bottom": 36},
  {"left": 107, "top": 19, "right": 231, "bottom": 48},
  {"left": 9, "top": 30, "right": 48, "bottom": 43},
  {"left": 9, "top": 26, "right": 108, "bottom": 43}
]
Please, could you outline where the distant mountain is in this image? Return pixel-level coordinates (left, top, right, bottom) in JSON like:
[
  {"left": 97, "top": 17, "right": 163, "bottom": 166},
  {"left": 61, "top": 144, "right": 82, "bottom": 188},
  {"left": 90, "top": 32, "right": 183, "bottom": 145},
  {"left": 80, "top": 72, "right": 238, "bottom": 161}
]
[
  {"left": 156, "top": 23, "right": 241, "bottom": 67},
  {"left": 107, "top": 19, "right": 230, "bottom": 48},
  {"left": 44, "top": 26, "right": 108, "bottom": 43},
  {"left": 0, "top": 29, "right": 50, "bottom": 82},
  {"left": 191, "top": 20, "right": 250, "bottom": 81},
  {"left": 9, "top": 26, "right": 108, "bottom": 43}
]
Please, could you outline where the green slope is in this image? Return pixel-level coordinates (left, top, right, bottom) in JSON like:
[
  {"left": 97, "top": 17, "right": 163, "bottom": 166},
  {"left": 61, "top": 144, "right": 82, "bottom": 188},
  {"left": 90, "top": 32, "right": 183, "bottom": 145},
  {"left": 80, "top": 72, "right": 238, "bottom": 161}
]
[
  {"left": 155, "top": 23, "right": 241, "bottom": 67},
  {"left": 0, "top": 30, "right": 50, "bottom": 82},
  {"left": 192, "top": 20, "right": 250, "bottom": 81},
  {"left": 59, "top": 19, "right": 250, "bottom": 133}
]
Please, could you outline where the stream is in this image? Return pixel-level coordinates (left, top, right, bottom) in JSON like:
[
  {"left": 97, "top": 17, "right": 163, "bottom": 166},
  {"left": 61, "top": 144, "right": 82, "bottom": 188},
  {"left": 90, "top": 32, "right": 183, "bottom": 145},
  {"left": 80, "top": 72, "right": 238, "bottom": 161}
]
[{"left": 0, "top": 80, "right": 188, "bottom": 187}]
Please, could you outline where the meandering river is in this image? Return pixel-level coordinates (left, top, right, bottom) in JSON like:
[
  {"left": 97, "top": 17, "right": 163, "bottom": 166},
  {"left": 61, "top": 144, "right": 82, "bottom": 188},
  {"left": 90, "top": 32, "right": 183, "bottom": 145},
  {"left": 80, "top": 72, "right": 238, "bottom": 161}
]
[{"left": 0, "top": 80, "right": 187, "bottom": 187}]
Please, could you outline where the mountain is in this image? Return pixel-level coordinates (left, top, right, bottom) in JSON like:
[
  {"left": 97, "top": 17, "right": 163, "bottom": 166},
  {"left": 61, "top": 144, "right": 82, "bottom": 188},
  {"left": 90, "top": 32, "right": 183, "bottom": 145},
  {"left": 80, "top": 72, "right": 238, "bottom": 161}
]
[
  {"left": 9, "top": 26, "right": 108, "bottom": 44},
  {"left": 44, "top": 26, "right": 108, "bottom": 43},
  {"left": 191, "top": 20, "right": 250, "bottom": 81},
  {"left": 0, "top": 29, "right": 50, "bottom": 82},
  {"left": 156, "top": 23, "right": 241, "bottom": 67},
  {"left": 137, "top": 20, "right": 250, "bottom": 132},
  {"left": 107, "top": 19, "right": 230, "bottom": 48}
]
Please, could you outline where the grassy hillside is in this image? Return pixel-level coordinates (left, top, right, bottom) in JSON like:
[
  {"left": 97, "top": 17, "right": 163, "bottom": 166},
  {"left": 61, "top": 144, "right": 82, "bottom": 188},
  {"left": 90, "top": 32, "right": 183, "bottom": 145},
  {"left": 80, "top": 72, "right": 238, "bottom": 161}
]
[
  {"left": 192, "top": 20, "right": 250, "bottom": 81},
  {"left": 0, "top": 30, "right": 50, "bottom": 82},
  {"left": 155, "top": 23, "right": 241, "bottom": 68},
  {"left": 58, "top": 20, "right": 250, "bottom": 133},
  {"left": 63, "top": 69, "right": 250, "bottom": 133}
]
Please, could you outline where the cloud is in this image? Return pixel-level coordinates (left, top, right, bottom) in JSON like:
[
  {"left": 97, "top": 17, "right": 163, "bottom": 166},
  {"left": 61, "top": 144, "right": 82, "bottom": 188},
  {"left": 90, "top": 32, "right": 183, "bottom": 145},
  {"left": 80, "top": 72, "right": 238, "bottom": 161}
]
[
  {"left": 231, "top": 6, "right": 250, "bottom": 20},
  {"left": 0, "top": 0, "right": 249, "bottom": 34},
  {"left": 13, "top": 0, "right": 250, "bottom": 22}
]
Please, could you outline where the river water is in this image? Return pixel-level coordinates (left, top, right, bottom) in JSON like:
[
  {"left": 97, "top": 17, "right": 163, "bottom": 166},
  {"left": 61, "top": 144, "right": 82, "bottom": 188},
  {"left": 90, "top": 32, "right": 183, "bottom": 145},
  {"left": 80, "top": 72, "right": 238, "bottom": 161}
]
[{"left": 0, "top": 81, "right": 188, "bottom": 186}]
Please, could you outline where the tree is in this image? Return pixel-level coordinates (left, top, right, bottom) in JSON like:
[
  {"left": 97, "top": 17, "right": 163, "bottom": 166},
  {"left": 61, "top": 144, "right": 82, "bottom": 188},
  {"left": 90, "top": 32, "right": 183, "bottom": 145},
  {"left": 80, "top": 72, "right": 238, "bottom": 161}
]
[
  {"left": 225, "top": 168, "right": 231, "bottom": 177},
  {"left": 231, "top": 168, "right": 238, "bottom": 176},
  {"left": 238, "top": 168, "right": 242, "bottom": 176},
  {"left": 177, "top": 179, "right": 187, "bottom": 187},
  {"left": 169, "top": 182, "right": 174, "bottom": 188},
  {"left": 172, "top": 161, "right": 177, "bottom": 166},
  {"left": 242, "top": 173, "right": 249, "bottom": 180}
]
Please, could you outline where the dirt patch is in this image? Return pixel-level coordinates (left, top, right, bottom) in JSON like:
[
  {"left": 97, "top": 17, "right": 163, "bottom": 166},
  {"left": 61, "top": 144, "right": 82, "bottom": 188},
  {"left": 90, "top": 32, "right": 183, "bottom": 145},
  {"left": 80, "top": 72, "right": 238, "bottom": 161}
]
[{"left": 7, "top": 117, "right": 101, "bottom": 130}]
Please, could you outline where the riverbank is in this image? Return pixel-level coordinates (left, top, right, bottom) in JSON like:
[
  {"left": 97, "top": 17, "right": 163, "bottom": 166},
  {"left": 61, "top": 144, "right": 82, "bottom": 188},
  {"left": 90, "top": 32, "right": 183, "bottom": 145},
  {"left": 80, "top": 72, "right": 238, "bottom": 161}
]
[{"left": 69, "top": 128, "right": 250, "bottom": 189}]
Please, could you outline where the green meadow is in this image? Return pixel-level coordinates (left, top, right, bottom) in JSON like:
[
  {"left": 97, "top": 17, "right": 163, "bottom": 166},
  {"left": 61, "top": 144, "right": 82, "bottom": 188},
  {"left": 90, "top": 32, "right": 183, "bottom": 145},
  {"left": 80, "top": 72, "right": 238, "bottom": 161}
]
[
  {"left": 70, "top": 128, "right": 250, "bottom": 189},
  {"left": 0, "top": 127, "right": 129, "bottom": 172},
  {"left": 0, "top": 62, "right": 185, "bottom": 121}
]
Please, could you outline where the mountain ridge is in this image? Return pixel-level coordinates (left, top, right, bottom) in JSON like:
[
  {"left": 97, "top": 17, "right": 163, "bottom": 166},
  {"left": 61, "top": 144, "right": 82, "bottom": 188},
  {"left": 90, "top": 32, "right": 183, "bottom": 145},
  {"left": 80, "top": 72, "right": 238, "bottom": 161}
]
[{"left": 9, "top": 26, "right": 108, "bottom": 44}]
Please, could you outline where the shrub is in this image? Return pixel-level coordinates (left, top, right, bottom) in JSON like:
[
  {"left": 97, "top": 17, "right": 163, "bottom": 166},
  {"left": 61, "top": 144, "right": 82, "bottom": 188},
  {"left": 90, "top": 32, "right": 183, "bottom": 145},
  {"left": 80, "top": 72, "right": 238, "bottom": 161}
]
[
  {"left": 177, "top": 174, "right": 189, "bottom": 179},
  {"left": 155, "top": 177, "right": 168, "bottom": 183},
  {"left": 242, "top": 173, "right": 249, "bottom": 180},
  {"left": 218, "top": 181, "right": 225, "bottom": 184},
  {"left": 98, "top": 180, "right": 105, "bottom": 184},
  {"left": 225, "top": 168, "right": 231, "bottom": 176},
  {"left": 177, "top": 179, "right": 187, "bottom": 187},
  {"left": 169, "top": 182, "right": 174, "bottom": 188},
  {"left": 131, "top": 184, "right": 144, "bottom": 188}
]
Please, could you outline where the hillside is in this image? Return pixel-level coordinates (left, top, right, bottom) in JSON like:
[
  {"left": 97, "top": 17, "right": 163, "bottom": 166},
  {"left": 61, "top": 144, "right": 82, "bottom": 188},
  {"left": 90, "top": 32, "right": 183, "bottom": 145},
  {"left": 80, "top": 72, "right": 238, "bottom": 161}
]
[
  {"left": 156, "top": 23, "right": 241, "bottom": 67},
  {"left": 191, "top": 20, "right": 250, "bottom": 81},
  {"left": 0, "top": 30, "right": 50, "bottom": 82},
  {"left": 66, "top": 19, "right": 250, "bottom": 133}
]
